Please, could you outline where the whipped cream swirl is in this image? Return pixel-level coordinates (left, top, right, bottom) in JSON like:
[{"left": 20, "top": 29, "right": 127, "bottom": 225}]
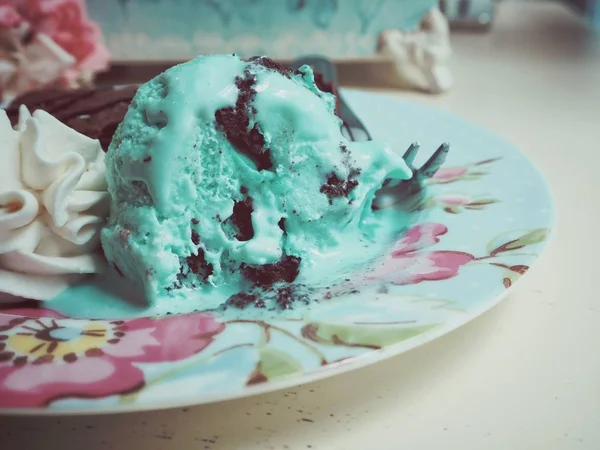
[{"left": 0, "top": 106, "right": 109, "bottom": 301}]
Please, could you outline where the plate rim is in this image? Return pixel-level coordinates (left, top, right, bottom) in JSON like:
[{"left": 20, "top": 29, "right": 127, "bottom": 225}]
[{"left": 0, "top": 89, "right": 556, "bottom": 415}]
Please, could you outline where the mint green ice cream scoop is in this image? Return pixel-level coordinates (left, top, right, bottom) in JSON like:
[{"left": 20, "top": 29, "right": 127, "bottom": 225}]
[{"left": 101, "top": 54, "right": 412, "bottom": 305}]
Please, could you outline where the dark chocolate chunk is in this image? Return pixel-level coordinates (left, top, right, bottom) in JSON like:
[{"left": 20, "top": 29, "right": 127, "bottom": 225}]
[
  {"left": 226, "top": 292, "right": 265, "bottom": 309},
  {"left": 214, "top": 71, "right": 273, "bottom": 171},
  {"left": 278, "top": 218, "right": 286, "bottom": 233},
  {"left": 230, "top": 197, "right": 254, "bottom": 241},
  {"left": 249, "top": 56, "right": 293, "bottom": 77},
  {"left": 186, "top": 248, "right": 213, "bottom": 279},
  {"left": 275, "top": 285, "right": 310, "bottom": 310},
  {"left": 242, "top": 255, "right": 301, "bottom": 286},
  {"left": 320, "top": 169, "right": 361, "bottom": 204},
  {"left": 226, "top": 292, "right": 256, "bottom": 308}
]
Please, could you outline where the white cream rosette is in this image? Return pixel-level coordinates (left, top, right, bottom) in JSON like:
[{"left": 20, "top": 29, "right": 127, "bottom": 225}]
[{"left": 0, "top": 106, "right": 108, "bottom": 301}]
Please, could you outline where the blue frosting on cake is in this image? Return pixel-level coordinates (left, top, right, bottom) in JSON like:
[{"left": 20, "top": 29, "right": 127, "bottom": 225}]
[{"left": 86, "top": 0, "right": 438, "bottom": 60}]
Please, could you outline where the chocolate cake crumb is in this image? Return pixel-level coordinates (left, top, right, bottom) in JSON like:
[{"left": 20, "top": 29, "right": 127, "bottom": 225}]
[
  {"left": 320, "top": 169, "right": 361, "bottom": 204},
  {"left": 340, "top": 144, "right": 355, "bottom": 169},
  {"left": 278, "top": 218, "right": 287, "bottom": 233},
  {"left": 166, "top": 278, "right": 183, "bottom": 292},
  {"left": 191, "top": 230, "right": 201, "bottom": 246},
  {"left": 249, "top": 56, "right": 293, "bottom": 78},
  {"left": 186, "top": 248, "right": 213, "bottom": 279},
  {"left": 215, "top": 70, "right": 273, "bottom": 171},
  {"left": 225, "top": 283, "right": 312, "bottom": 311},
  {"left": 191, "top": 218, "right": 199, "bottom": 225},
  {"left": 275, "top": 285, "right": 309, "bottom": 310},
  {"left": 226, "top": 292, "right": 259, "bottom": 309},
  {"left": 230, "top": 197, "right": 254, "bottom": 241},
  {"left": 143, "top": 156, "right": 152, "bottom": 162},
  {"left": 242, "top": 255, "right": 301, "bottom": 286}
]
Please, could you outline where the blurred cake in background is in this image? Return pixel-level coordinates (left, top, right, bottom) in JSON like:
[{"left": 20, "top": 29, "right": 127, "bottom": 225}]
[
  {"left": 0, "top": 1, "right": 454, "bottom": 102},
  {"left": 0, "top": 0, "right": 109, "bottom": 103},
  {"left": 87, "top": 0, "right": 452, "bottom": 93},
  {"left": 89, "top": 0, "right": 438, "bottom": 60}
]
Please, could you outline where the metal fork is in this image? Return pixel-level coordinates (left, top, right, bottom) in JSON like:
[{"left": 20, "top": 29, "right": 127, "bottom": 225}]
[
  {"left": 374, "top": 142, "right": 450, "bottom": 210},
  {"left": 289, "top": 55, "right": 372, "bottom": 142},
  {"left": 288, "top": 56, "right": 449, "bottom": 208}
]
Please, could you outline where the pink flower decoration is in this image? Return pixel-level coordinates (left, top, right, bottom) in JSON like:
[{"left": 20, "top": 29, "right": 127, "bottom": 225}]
[
  {"left": 0, "top": 0, "right": 109, "bottom": 91},
  {"left": 0, "top": 5, "right": 23, "bottom": 27},
  {"left": 21, "top": 0, "right": 109, "bottom": 86},
  {"left": 0, "top": 308, "right": 225, "bottom": 407},
  {"left": 368, "top": 223, "right": 474, "bottom": 285}
]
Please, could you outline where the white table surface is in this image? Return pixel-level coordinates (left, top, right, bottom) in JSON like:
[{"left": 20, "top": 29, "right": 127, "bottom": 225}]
[{"left": 2, "top": 2, "right": 599, "bottom": 449}]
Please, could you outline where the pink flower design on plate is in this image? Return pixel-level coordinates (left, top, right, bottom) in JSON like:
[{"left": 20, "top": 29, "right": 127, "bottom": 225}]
[
  {"left": 0, "top": 308, "right": 225, "bottom": 407},
  {"left": 436, "top": 194, "right": 471, "bottom": 206},
  {"left": 368, "top": 223, "right": 474, "bottom": 285},
  {"left": 431, "top": 166, "right": 468, "bottom": 183},
  {"left": 428, "top": 157, "right": 501, "bottom": 185}
]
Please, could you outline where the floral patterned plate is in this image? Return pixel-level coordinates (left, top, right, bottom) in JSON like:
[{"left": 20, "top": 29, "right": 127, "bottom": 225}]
[{"left": 0, "top": 90, "right": 554, "bottom": 414}]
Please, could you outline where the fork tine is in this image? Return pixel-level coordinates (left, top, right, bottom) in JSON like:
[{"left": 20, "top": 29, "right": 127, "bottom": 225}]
[
  {"left": 402, "top": 143, "right": 420, "bottom": 166},
  {"left": 345, "top": 123, "right": 356, "bottom": 141},
  {"left": 289, "top": 56, "right": 373, "bottom": 142},
  {"left": 339, "top": 101, "right": 372, "bottom": 141},
  {"left": 418, "top": 143, "right": 450, "bottom": 179},
  {"left": 341, "top": 124, "right": 353, "bottom": 141}
]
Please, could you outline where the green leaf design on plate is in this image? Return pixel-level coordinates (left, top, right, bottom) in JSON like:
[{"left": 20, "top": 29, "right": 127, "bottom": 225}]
[
  {"left": 490, "top": 263, "right": 529, "bottom": 289},
  {"left": 489, "top": 228, "right": 548, "bottom": 256},
  {"left": 474, "top": 157, "right": 502, "bottom": 166},
  {"left": 444, "top": 206, "right": 460, "bottom": 214},
  {"left": 246, "top": 347, "right": 303, "bottom": 385},
  {"left": 468, "top": 198, "right": 498, "bottom": 206},
  {"left": 301, "top": 323, "right": 436, "bottom": 349}
]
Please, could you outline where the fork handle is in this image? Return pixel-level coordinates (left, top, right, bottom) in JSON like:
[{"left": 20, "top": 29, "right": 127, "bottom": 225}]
[
  {"left": 289, "top": 55, "right": 338, "bottom": 85},
  {"left": 289, "top": 56, "right": 373, "bottom": 142}
]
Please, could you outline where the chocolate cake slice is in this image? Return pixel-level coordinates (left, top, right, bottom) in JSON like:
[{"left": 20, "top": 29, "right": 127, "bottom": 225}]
[{"left": 4, "top": 86, "right": 138, "bottom": 151}]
